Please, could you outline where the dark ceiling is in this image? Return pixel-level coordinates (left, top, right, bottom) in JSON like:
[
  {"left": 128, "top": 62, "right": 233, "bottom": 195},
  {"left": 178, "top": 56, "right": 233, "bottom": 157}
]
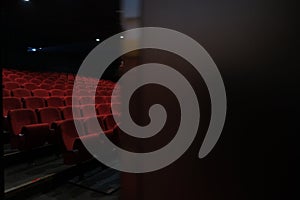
[{"left": 2, "top": 0, "right": 121, "bottom": 47}]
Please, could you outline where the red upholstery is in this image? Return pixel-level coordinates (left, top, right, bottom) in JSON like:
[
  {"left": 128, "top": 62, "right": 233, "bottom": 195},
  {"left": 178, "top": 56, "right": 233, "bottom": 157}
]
[
  {"left": 7, "top": 74, "right": 19, "bottom": 80},
  {"left": 32, "top": 89, "right": 49, "bottom": 97},
  {"left": 23, "top": 97, "right": 46, "bottom": 109},
  {"left": 12, "top": 88, "right": 31, "bottom": 97},
  {"left": 65, "top": 89, "right": 73, "bottom": 96},
  {"left": 40, "top": 84, "right": 52, "bottom": 90},
  {"left": 3, "top": 97, "right": 22, "bottom": 117},
  {"left": 30, "top": 79, "right": 42, "bottom": 84},
  {"left": 83, "top": 116, "right": 105, "bottom": 134},
  {"left": 58, "top": 119, "right": 85, "bottom": 151},
  {"left": 21, "top": 123, "right": 50, "bottom": 149},
  {"left": 64, "top": 96, "right": 80, "bottom": 106},
  {"left": 46, "top": 97, "right": 65, "bottom": 107},
  {"left": 96, "top": 104, "right": 111, "bottom": 116},
  {"left": 61, "top": 106, "right": 82, "bottom": 119},
  {"left": 4, "top": 82, "right": 20, "bottom": 90},
  {"left": 79, "top": 96, "right": 93, "bottom": 105},
  {"left": 3, "top": 89, "right": 11, "bottom": 97},
  {"left": 81, "top": 104, "right": 97, "bottom": 117},
  {"left": 37, "top": 107, "right": 62, "bottom": 123},
  {"left": 53, "top": 84, "right": 65, "bottom": 90},
  {"left": 50, "top": 89, "right": 65, "bottom": 96},
  {"left": 8, "top": 109, "right": 38, "bottom": 135},
  {"left": 23, "top": 83, "right": 39, "bottom": 90}
]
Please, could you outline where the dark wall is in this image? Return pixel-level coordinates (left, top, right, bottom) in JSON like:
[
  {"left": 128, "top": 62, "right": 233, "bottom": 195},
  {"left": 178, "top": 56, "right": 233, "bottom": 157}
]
[{"left": 121, "top": 0, "right": 298, "bottom": 200}]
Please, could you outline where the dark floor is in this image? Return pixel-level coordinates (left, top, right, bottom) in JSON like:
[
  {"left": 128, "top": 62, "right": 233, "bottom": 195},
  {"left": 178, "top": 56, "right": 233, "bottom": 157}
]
[
  {"left": 23, "top": 183, "right": 120, "bottom": 200},
  {"left": 4, "top": 143, "right": 121, "bottom": 199},
  {"left": 5, "top": 154, "right": 71, "bottom": 191}
]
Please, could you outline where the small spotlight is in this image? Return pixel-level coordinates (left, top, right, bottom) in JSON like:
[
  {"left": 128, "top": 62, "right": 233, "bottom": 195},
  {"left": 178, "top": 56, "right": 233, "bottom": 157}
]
[
  {"left": 96, "top": 38, "right": 100, "bottom": 42},
  {"left": 23, "top": 0, "right": 30, "bottom": 2},
  {"left": 120, "top": 35, "right": 124, "bottom": 39},
  {"left": 32, "top": 48, "right": 37, "bottom": 52},
  {"left": 39, "top": 48, "right": 42, "bottom": 50}
]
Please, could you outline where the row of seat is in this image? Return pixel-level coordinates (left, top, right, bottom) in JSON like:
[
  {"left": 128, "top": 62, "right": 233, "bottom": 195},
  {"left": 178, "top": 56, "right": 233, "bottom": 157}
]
[
  {"left": 3, "top": 68, "right": 120, "bottom": 164},
  {"left": 3, "top": 87, "right": 116, "bottom": 96},
  {"left": 7, "top": 107, "right": 118, "bottom": 164},
  {"left": 3, "top": 96, "right": 119, "bottom": 116}
]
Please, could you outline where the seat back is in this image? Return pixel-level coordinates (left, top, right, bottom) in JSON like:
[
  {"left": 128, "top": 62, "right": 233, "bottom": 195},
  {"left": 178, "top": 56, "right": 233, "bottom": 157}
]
[
  {"left": 4, "top": 82, "right": 20, "bottom": 90},
  {"left": 12, "top": 88, "right": 31, "bottom": 97},
  {"left": 32, "top": 89, "right": 49, "bottom": 97},
  {"left": 8, "top": 109, "right": 38, "bottom": 135},
  {"left": 46, "top": 97, "right": 65, "bottom": 107},
  {"left": 37, "top": 107, "right": 62, "bottom": 123},
  {"left": 23, "top": 97, "right": 45, "bottom": 109},
  {"left": 61, "top": 106, "right": 82, "bottom": 119},
  {"left": 50, "top": 89, "right": 65, "bottom": 96},
  {"left": 3, "top": 97, "right": 22, "bottom": 117}
]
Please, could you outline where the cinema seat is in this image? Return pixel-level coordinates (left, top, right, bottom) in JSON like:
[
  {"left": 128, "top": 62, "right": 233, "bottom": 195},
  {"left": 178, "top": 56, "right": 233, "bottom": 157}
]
[
  {"left": 64, "top": 96, "right": 80, "bottom": 106},
  {"left": 32, "top": 89, "right": 49, "bottom": 97},
  {"left": 23, "top": 97, "right": 46, "bottom": 109},
  {"left": 3, "top": 97, "right": 22, "bottom": 117},
  {"left": 7, "top": 74, "right": 19, "bottom": 80},
  {"left": 15, "top": 78, "right": 27, "bottom": 83},
  {"left": 61, "top": 106, "right": 82, "bottom": 119},
  {"left": 96, "top": 104, "right": 111, "bottom": 116},
  {"left": 50, "top": 89, "right": 65, "bottom": 96},
  {"left": 3, "top": 89, "right": 11, "bottom": 97},
  {"left": 4, "top": 82, "right": 20, "bottom": 90},
  {"left": 58, "top": 119, "right": 97, "bottom": 164},
  {"left": 30, "top": 79, "right": 42, "bottom": 84},
  {"left": 8, "top": 109, "right": 49, "bottom": 150},
  {"left": 53, "top": 84, "right": 65, "bottom": 90},
  {"left": 40, "top": 84, "right": 52, "bottom": 90},
  {"left": 79, "top": 96, "right": 94, "bottom": 105},
  {"left": 81, "top": 105, "right": 98, "bottom": 117},
  {"left": 37, "top": 107, "right": 62, "bottom": 124},
  {"left": 23, "top": 83, "right": 39, "bottom": 90},
  {"left": 46, "top": 97, "right": 65, "bottom": 107},
  {"left": 12, "top": 88, "right": 31, "bottom": 97},
  {"left": 65, "top": 89, "right": 73, "bottom": 96}
]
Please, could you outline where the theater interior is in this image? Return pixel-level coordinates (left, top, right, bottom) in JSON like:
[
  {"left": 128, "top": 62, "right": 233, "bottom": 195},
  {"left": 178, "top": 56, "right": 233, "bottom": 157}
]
[{"left": 1, "top": 0, "right": 297, "bottom": 200}]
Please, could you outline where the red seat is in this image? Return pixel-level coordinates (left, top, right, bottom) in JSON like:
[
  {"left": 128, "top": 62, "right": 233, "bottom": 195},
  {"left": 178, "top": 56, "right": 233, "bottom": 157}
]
[
  {"left": 3, "top": 77, "right": 11, "bottom": 82},
  {"left": 4, "top": 82, "right": 20, "bottom": 90},
  {"left": 103, "top": 114, "right": 118, "bottom": 131},
  {"left": 83, "top": 116, "right": 106, "bottom": 135},
  {"left": 12, "top": 88, "right": 31, "bottom": 97},
  {"left": 46, "top": 97, "right": 65, "bottom": 107},
  {"left": 8, "top": 109, "right": 49, "bottom": 150},
  {"left": 30, "top": 79, "right": 42, "bottom": 84},
  {"left": 53, "top": 84, "right": 65, "bottom": 90},
  {"left": 65, "top": 89, "right": 73, "bottom": 96},
  {"left": 32, "top": 89, "right": 49, "bottom": 97},
  {"left": 8, "top": 109, "right": 38, "bottom": 136},
  {"left": 79, "top": 96, "right": 94, "bottom": 105},
  {"left": 3, "top": 97, "right": 22, "bottom": 117},
  {"left": 57, "top": 119, "right": 97, "bottom": 164},
  {"left": 61, "top": 106, "right": 82, "bottom": 119},
  {"left": 58, "top": 119, "right": 85, "bottom": 151},
  {"left": 95, "top": 96, "right": 106, "bottom": 104},
  {"left": 3, "top": 89, "right": 11, "bottom": 97},
  {"left": 23, "top": 97, "right": 46, "bottom": 109},
  {"left": 37, "top": 107, "right": 62, "bottom": 123},
  {"left": 96, "top": 104, "right": 111, "bottom": 116},
  {"left": 40, "top": 84, "right": 52, "bottom": 90},
  {"left": 7, "top": 74, "right": 19, "bottom": 80},
  {"left": 23, "top": 83, "right": 39, "bottom": 90},
  {"left": 15, "top": 78, "right": 27, "bottom": 83},
  {"left": 64, "top": 96, "right": 80, "bottom": 106},
  {"left": 50, "top": 89, "right": 65, "bottom": 96},
  {"left": 81, "top": 104, "right": 98, "bottom": 117}
]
